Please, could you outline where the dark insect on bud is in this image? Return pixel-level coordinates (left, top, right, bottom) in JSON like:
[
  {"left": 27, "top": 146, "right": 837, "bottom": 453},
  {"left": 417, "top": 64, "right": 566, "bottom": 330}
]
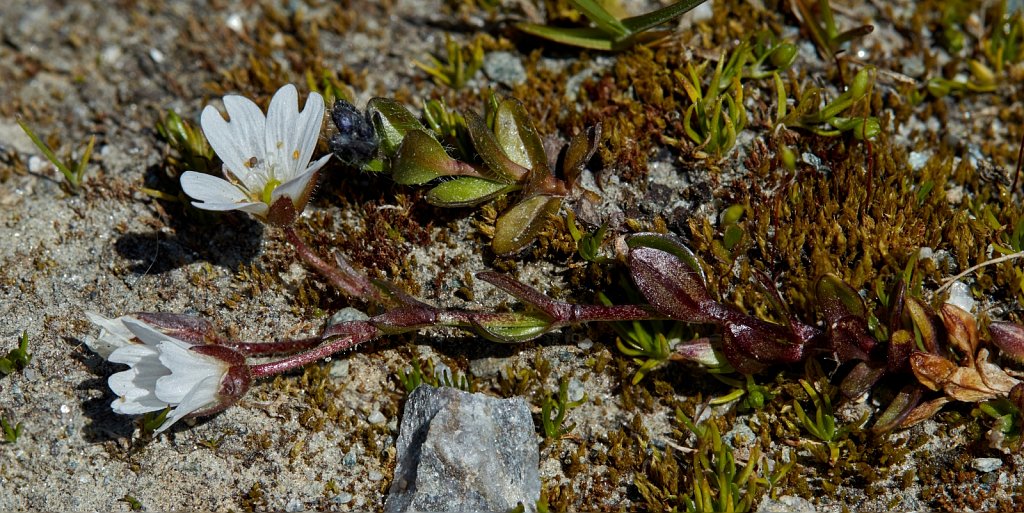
[{"left": 328, "top": 99, "right": 379, "bottom": 168}]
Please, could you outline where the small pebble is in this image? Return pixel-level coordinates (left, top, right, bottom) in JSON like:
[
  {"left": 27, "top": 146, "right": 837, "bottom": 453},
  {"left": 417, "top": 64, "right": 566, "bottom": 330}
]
[
  {"left": 367, "top": 410, "right": 386, "bottom": 425},
  {"left": 332, "top": 492, "right": 353, "bottom": 505},
  {"left": 577, "top": 337, "right": 593, "bottom": 351},
  {"left": 368, "top": 470, "right": 384, "bottom": 482},
  {"left": 945, "top": 281, "right": 975, "bottom": 313},
  {"left": 343, "top": 449, "right": 357, "bottom": 466},
  {"left": 329, "top": 360, "right": 350, "bottom": 379},
  {"left": 971, "top": 457, "right": 1002, "bottom": 473},
  {"left": 567, "top": 378, "right": 585, "bottom": 403}
]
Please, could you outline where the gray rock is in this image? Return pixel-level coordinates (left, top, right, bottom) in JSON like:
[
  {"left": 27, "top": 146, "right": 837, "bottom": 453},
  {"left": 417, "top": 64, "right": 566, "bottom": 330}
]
[
  {"left": 384, "top": 386, "right": 539, "bottom": 513},
  {"left": 482, "top": 51, "right": 527, "bottom": 87},
  {"left": 756, "top": 495, "right": 817, "bottom": 513}
]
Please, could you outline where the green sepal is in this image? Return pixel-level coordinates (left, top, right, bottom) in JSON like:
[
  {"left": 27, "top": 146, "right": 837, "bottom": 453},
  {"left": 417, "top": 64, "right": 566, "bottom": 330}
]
[{"left": 367, "top": 98, "right": 425, "bottom": 158}]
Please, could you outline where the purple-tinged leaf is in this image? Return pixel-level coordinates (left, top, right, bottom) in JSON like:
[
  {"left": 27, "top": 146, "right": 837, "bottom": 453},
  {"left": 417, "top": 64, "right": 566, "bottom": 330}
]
[
  {"left": 829, "top": 316, "right": 876, "bottom": 363},
  {"left": 989, "top": 321, "right": 1024, "bottom": 364},
  {"left": 839, "top": 361, "right": 885, "bottom": 399},
  {"left": 722, "top": 318, "right": 807, "bottom": 369},
  {"left": 888, "top": 329, "right": 915, "bottom": 373},
  {"left": 816, "top": 273, "right": 867, "bottom": 324},
  {"left": 627, "top": 245, "right": 721, "bottom": 324},
  {"left": 477, "top": 271, "right": 562, "bottom": 319},
  {"left": 670, "top": 337, "right": 729, "bottom": 369},
  {"left": 625, "top": 233, "right": 707, "bottom": 285}
]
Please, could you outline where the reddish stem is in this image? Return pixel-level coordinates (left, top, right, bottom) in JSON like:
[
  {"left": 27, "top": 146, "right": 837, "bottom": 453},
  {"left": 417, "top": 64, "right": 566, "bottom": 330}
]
[
  {"left": 218, "top": 336, "right": 323, "bottom": 356},
  {"left": 248, "top": 329, "right": 376, "bottom": 379},
  {"left": 284, "top": 226, "right": 380, "bottom": 303}
]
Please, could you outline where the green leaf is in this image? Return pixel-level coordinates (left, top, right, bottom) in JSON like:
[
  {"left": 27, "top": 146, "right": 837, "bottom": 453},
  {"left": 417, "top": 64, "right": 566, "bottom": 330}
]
[
  {"left": 465, "top": 111, "right": 528, "bottom": 182},
  {"left": 471, "top": 312, "right": 552, "bottom": 343},
  {"left": 493, "top": 98, "right": 550, "bottom": 173},
  {"left": 367, "top": 98, "right": 425, "bottom": 157},
  {"left": 816, "top": 274, "right": 867, "bottom": 322},
  {"left": 514, "top": 23, "right": 618, "bottom": 51},
  {"left": 427, "top": 177, "right": 516, "bottom": 207},
  {"left": 620, "top": 0, "right": 708, "bottom": 36},
  {"left": 492, "top": 195, "right": 562, "bottom": 255},
  {"left": 391, "top": 130, "right": 458, "bottom": 185},
  {"left": 570, "top": 0, "right": 630, "bottom": 38}
]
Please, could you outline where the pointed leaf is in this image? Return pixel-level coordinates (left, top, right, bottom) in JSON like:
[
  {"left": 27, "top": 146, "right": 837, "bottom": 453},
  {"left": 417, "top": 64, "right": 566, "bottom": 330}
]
[
  {"left": 990, "top": 321, "right": 1024, "bottom": 364},
  {"left": 899, "top": 396, "right": 949, "bottom": 429},
  {"left": 427, "top": 177, "right": 516, "bottom": 207},
  {"left": 515, "top": 23, "right": 617, "bottom": 51},
  {"left": 620, "top": 0, "right": 709, "bottom": 35},
  {"left": 561, "top": 123, "right": 602, "bottom": 187},
  {"left": 494, "top": 98, "right": 550, "bottom": 173},
  {"left": 941, "top": 304, "right": 979, "bottom": 364},
  {"left": 392, "top": 130, "right": 458, "bottom": 185},
  {"left": 625, "top": 233, "right": 707, "bottom": 285},
  {"left": 872, "top": 385, "right": 923, "bottom": 433},
  {"left": 476, "top": 272, "right": 564, "bottom": 320},
  {"left": 492, "top": 195, "right": 562, "bottom": 255},
  {"left": 471, "top": 312, "right": 553, "bottom": 343},
  {"left": 570, "top": 0, "right": 629, "bottom": 38},
  {"left": 905, "top": 297, "right": 940, "bottom": 354},
  {"left": 627, "top": 245, "right": 718, "bottom": 324},
  {"left": 465, "top": 111, "right": 529, "bottom": 182},
  {"left": 816, "top": 274, "right": 866, "bottom": 323},
  {"left": 367, "top": 97, "right": 425, "bottom": 157},
  {"left": 839, "top": 361, "right": 885, "bottom": 399}
]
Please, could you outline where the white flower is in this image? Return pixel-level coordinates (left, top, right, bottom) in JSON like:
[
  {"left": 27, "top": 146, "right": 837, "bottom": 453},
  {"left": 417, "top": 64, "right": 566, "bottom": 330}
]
[
  {"left": 180, "top": 84, "right": 331, "bottom": 225},
  {"left": 86, "top": 312, "right": 247, "bottom": 433}
]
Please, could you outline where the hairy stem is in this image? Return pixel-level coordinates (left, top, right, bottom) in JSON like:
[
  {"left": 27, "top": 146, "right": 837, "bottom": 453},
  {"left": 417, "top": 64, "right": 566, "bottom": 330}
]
[{"left": 283, "top": 226, "right": 382, "bottom": 304}]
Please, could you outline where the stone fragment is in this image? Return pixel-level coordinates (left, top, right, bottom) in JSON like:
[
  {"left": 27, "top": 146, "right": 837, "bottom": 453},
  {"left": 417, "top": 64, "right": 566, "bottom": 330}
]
[{"left": 384, "top": 386, "right": 539, "bottom": 513}]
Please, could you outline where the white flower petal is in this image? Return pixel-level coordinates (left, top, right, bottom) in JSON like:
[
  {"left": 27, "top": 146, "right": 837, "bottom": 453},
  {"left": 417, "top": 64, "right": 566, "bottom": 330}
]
[
  {"left": 265, "top": 85, "right": 325, "bottom": 183},
  {"left": 201, "top": 99, "right": 266, "bottom": 192},
  {"left": 181, "top": 171, "right": 250, "bottom": 204},
  {"left": 84, "top": 312, "right": 136, "bottom": 358},
  {"left": 108, "top": 354, "right": 169, "bottom": 415},
  {"left": 154, "top": 341, "right": 225, "bottom": 404},
  {"left": 264, "top": 84, "right": 298, "bottom": 180},
  {"left": 180, "top": 172, "right": 267, "bottom": 215},
  {"left": 271, "top": 164, "right": 318, "bottom": 206},
  {"left": 108, "top": 343, "right": 159, "bottom": 366},
  {"left": 156, "top": 374, "right": 223, "bottom": 433}
]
